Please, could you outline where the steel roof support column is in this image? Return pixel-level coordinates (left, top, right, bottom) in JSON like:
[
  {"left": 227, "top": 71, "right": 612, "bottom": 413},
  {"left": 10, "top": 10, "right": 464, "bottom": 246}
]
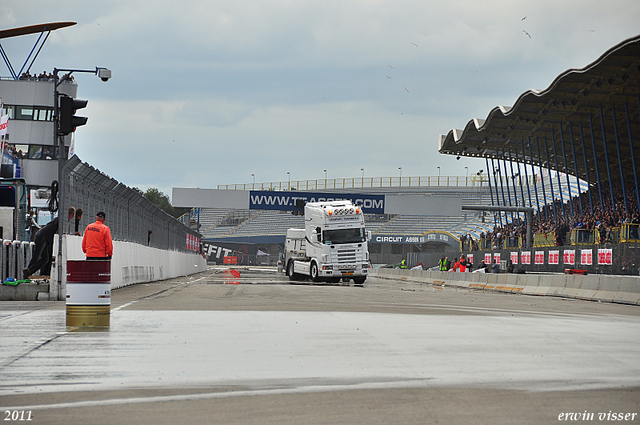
[
  {"left": 508, "top": 148, "right": 521, "bottom": 224},
  {"left": 578, "top": 122, "right": 594, "bottom": 214},
  {"left": 550, "top": 131, "right": 566, "bottom": 218},
  {"left": 568, "top": 122, "right": 583, "bottom": 215},
  {"left": 625, "top": 101, "right": 640, "bottom": 213},
  {"left": 588, "top": 113, "right": 604, "bottom": 212},
  {"left": 508, "top": 149, "right": 520, "bottom": 208},
  {"left": 611, "top": 104, "right": 628, "bottom": 214},
  {"left": 491, "top": 157, "right": 504, "bottom": 227},
  {"left": 499, "top": 150, "right": 514, "bottom": 223},
  {"left": 542, "top": 136, "right": 558, "bottom": 221},
  {"left": 559, "top": 124, "right": 574, "bottom": 216},
  {"left": 0, "top": 44, "right": 17, "bottom": 79},
  {"left": 526, "top": 138, "right": 539, "bottom": 216},
  {"left": 513, "top": 147, "right": 527, "bottom": 228},
  {"left": 513, "top": 146, "right": 526, "bottom": 207},
  {"left": 486, "top": 156, "right": 498, "bottom": 228},
  {"left": 599, "top": 105, "right": 616, "bottom": 213},
  {"left": 535, "top": 137, "right": 549, "bottom": 221}
]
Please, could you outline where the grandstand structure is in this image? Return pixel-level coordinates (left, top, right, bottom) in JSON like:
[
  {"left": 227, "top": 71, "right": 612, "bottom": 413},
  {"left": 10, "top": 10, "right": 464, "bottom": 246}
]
[{"left": 187, "top": 172, "right": 581, "bottom": 265}]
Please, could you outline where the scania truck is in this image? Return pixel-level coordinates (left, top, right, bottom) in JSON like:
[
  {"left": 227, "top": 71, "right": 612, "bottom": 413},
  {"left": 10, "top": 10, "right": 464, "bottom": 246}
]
[{"left": 284, "top": 200, "right": 370, "bottom": 284}]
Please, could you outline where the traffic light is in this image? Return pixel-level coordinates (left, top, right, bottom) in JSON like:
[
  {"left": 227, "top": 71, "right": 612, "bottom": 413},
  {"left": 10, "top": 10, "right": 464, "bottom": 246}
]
[{"left": 58, "top": 94, "right": 88, "bottom": 136}]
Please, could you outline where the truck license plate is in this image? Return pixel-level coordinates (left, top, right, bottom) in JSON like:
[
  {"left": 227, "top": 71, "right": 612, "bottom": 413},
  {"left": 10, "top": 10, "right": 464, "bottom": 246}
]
[{"left": 342, "top": 272, "right": 353, "bottom": 276}]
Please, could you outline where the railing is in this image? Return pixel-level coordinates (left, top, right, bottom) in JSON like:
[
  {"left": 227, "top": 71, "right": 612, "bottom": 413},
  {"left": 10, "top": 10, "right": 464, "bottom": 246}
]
[
  {"left": 504, "top": 236, "right": 522, "bottom": 249},
  {"left": 620, "top": 223, "right": 640, "bottom": 243},
  {"left": 470, "top": 226, "right": 638, "bottom": 251},
  {"left": 571, "top": 229, "right": 597, "bottom": 245},
  {"left": 216, "top": 175, "right": 520, "bottom": 191},
  {"left": 533, "top": 233, "right": 555, "bottom": 247}
]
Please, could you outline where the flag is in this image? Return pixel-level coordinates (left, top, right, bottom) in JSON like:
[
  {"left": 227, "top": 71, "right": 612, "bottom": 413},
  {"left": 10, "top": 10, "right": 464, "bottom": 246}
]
[
  {"left": 68, "top": 133, "right": 75, "bottom": 158},
  {"left": 0, "top": 114, "right": 8, "bottom": 136}
]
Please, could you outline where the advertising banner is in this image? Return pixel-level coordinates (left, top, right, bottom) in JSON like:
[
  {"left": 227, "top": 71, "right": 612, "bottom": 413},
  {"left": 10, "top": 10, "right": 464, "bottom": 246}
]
[
  {"left": 563, "top": 250, "right": 575, "bottom": 265},
  {"left": 249, "top": 190, "right": 385, "bottom": 214},
  {"left": 521, "top": 251, "right": 531, "bottom": 265},
  {"left": 597, "top": 248, "right": 612, "bottom": 265},
  {"left": 581, "top": 249, "right": 593, "bottom": 266},
  {"left": 202, "top": 241, "right": 257, "bottom": 265}
]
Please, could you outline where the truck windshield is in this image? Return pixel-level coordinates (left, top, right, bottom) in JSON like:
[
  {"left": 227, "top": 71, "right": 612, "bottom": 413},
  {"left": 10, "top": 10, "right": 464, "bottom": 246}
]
[{"left": 323, "top": 228, "right": 365, "bottom": 244}]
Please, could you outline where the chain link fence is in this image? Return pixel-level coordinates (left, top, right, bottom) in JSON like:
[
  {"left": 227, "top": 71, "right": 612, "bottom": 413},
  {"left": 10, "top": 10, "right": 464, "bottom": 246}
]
[{"left": 62, "top": 156, "right": 200, "bottom": 252}]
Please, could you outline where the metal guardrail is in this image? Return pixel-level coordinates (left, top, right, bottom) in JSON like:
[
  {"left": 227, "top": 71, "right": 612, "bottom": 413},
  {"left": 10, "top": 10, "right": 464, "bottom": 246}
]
[{"left": 61, "top": 156, "right": 200, "bottom": 252}]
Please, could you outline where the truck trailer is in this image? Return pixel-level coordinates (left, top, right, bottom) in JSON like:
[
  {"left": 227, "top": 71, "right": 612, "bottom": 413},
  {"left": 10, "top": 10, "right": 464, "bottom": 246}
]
[{"left": 284, "top": 200, "right": 370, "bottom": 284}]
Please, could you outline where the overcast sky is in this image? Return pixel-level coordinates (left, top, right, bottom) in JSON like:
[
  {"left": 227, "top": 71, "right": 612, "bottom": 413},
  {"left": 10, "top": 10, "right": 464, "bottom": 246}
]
[{"left": 1, "top": 1, "right": 639, "bottom": 197}]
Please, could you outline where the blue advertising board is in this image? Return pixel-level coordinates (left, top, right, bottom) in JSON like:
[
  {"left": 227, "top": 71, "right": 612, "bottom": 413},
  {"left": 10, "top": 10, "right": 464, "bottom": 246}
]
[{"left": 249, "top": 190, "right": 385, "bottom": 214}]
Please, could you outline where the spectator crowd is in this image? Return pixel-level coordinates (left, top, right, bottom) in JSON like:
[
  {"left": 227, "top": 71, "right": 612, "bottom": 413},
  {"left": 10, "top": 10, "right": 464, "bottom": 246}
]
[
  {"left": 18, "top": 71, "right": 75, "bottom": 82},
  {"left": 470, "top": 179, "right": 640, "bottom": 249}
]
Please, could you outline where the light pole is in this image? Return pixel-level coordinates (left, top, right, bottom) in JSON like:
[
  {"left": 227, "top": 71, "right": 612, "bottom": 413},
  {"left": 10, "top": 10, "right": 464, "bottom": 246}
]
[
  {"left": 465, "top": 166, "right": 468, "bottom": 185},
  {"left": 323, "top": 169, "right": 327, "bottom": 189},
  {"left": 251, "top": 173, "right": 255, "bottom": 188},
  {"left": 398, "top": 167, "right": 402, "bottom": 186},
  {"left": 287, "top": 171, "right": 290, "bottom": 190},
  {"left": 53, "top": 66, "right": 111, "bottom": 300}
]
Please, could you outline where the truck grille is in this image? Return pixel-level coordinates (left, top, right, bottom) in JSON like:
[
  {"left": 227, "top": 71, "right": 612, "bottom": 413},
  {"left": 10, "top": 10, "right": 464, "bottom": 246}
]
[{"left": 336, "top": 249, "right": 357, "bottom": 263}]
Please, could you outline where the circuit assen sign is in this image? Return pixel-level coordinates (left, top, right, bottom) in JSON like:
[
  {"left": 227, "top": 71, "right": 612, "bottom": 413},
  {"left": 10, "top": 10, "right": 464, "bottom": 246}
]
[
  {"left": 249, "top": 190, "right": 385, "bottom": 214},
  {"left": 373, "top": 232, "right": 458, "bottom": 249}
]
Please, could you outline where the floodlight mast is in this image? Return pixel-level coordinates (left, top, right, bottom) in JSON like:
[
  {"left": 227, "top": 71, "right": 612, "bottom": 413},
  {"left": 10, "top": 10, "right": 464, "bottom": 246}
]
[{"left": 53, "top": 66, "right": 111, "bottom": 300}]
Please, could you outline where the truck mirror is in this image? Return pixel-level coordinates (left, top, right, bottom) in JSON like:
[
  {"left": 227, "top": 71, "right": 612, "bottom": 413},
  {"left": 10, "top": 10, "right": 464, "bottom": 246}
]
[
  {"left": 315, "top": 227, "right": 322, "bottom": 242},
  {"left": 367, "top": 231, "right": 372, "bottom": 241}
]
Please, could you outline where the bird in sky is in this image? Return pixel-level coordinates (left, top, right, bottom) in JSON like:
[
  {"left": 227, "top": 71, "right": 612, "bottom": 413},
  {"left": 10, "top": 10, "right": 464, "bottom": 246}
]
[
  {"left": 521, "top": 16, "right": 527, "bottom": 21},
  {"left": 523, "top": 30, "right": 531, "bottom": 38},
  {"left": 385, "top": 75, "right": 392, "bottom": 79},
  {"left": 388, "top": 65, "right": 396, "bottom": 69},
  {"left": 411, "top": 42, "right": 418, "bottom": 47},
  {"left": 404, "top": 86, "right": 409, "bottom": 93}
]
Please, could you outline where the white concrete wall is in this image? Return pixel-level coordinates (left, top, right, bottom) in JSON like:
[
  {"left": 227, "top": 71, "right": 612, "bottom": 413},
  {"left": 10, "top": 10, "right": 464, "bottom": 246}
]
[
  {"left": 370, "top": 267, "right": 640, "bottom": 305},
  {"left": 45, "top": 235, "right": 207, "bottom": 300}
]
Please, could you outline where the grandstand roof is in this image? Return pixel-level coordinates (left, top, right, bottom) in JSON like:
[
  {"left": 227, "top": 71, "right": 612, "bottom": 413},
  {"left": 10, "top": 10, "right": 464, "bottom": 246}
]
[{"left": 439, "top": 34, "right": 640, "bottom": 185}]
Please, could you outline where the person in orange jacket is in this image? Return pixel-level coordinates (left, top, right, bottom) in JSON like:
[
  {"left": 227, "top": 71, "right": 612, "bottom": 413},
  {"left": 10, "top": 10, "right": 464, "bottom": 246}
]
[
  {"left": 82, "top": 211, "right": 113, "bottom": 259},
  {"left": 451, "top": 258, "right": 461, "bottom": 272},
  {"left": 459, "top": 254, "right": 467, "bottom": 272}
]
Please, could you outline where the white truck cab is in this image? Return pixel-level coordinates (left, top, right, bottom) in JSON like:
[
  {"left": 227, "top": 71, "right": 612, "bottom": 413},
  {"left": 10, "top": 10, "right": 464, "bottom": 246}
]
[{"left": 284, "top": 201, "right": 370, "bottom": 284}]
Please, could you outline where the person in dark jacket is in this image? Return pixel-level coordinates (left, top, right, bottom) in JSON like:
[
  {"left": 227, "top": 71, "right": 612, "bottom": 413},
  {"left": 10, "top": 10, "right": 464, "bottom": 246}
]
[{"left": 23, "top": 208, "right": 75, "bottom": 279}]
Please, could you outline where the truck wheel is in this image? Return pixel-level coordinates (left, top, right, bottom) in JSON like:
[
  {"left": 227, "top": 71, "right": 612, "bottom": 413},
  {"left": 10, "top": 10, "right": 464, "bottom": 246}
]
[
  {"left": 353, "top": 277, "right": 366, "bottom": 285},
  {"left": 310, "top": 262, "right": 321, "bottom": 282},
  {"left": 287, "top": 261, "right": 297, "bottom": 281}
]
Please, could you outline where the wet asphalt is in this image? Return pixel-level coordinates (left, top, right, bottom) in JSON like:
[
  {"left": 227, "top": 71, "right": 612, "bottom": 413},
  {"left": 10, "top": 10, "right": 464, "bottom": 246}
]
[{"left": 1, "top": 266, "right": 639, "bottom": 425}]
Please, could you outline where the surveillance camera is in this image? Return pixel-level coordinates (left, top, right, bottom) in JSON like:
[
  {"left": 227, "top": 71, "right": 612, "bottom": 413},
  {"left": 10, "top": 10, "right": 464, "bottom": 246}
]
[{"left": 97, "top": 68, "right": 111, "bottom": 82}]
